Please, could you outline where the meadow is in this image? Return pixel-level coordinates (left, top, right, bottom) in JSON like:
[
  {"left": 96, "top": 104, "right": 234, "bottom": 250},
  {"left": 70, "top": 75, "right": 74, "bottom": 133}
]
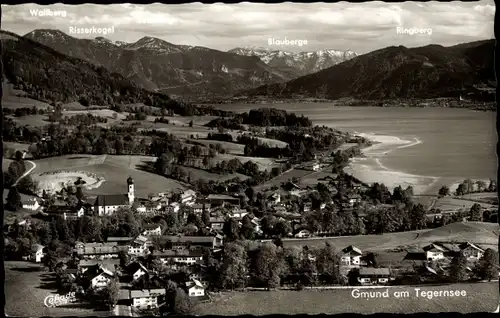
[
  {"left": 5, "top": 261, "right": 111, "bottom": 317},
  {"left": 30, "top": 155, "right": 187, "bottom": 198},
  {"left": 194, "top": 282, "right": 498, "bottom": 315},
  {"left": 281, "top": 222, "right": 499, "bottom": 252}
]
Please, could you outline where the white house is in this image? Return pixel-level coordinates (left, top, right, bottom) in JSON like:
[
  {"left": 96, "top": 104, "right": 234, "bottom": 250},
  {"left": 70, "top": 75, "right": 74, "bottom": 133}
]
[
  {"left": 31, "top": 244, "right": 45, "bottom": 263},
  {"left": 130, "top": 289, "right": 166, "bottom": 309},
  {"left": 142, "top": 224, "right": 162, "bottom": 236},
  {"left": 304, "top": 162, "right": 320, "bottom": 171},
  {"left": 303, "top": 202, "right": 312, "bottom": 213},
  {"left": 153, "top": 249, "right": 204, "bottom": 265},
  {"left": 181, "top": 189, "right": 196, "bottom": 206},
  {"left": 423, "top": 243, "right": 446, "bottom": 261},
  {"left": 93, "top": 177, "right": 135, "bottom": 216},
  {"left": 341, "top": 245, "right": 362, "bottom": 267},
  {"left": 85, "top": 265, "right": 115, "bottom": 289},
  {"left": 459, "top": 242, "right": 485, "bottom": 260},
  {"left": 22, "top": 198, "right": 40, "bottom": 211},
  {"left": 128, "top": 235, "right": 150, "bottom": 256},
  {"left": 294, "top": 229, "right": 311, "bottom": 238},
  {"left": 268, "top": 192, "right": 281, "bottom": 205},
  {"left": 165, "top": 202, "right": 180, "bottom": 213},
  {"left": 358, "top": 268, "right": 391, "bottom": 285},
  {"left": 186, "top": 279, "right": 205, "bottom": 297},
  {"left": 126, "top": 262, "right": 148, "bottom": 281}
]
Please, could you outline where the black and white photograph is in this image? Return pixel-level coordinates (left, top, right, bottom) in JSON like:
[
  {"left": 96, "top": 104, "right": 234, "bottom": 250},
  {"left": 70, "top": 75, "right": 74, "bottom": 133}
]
[{"left": 1, "top": 1, "right": 498, "bottom": 316}]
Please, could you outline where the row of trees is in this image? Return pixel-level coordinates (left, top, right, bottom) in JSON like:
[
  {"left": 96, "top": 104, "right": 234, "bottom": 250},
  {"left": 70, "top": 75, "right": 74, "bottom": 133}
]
[{"left": 438, "top": 179, "right": 497, "bottom": 197}]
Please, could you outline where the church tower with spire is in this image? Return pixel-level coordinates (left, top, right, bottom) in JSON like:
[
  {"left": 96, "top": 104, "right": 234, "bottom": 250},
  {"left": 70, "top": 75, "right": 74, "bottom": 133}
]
[{"left": 127, "top": 176, "right": 135, "bottom": 205}]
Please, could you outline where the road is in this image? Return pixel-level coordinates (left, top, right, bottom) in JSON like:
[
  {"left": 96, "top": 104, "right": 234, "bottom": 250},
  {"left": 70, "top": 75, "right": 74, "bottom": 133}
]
[
  {"left": 13, "top": 160, "right": 36, "bottom": 186},
  {"left": 114, "top": 282, "right": 132, "bottom": 316}
]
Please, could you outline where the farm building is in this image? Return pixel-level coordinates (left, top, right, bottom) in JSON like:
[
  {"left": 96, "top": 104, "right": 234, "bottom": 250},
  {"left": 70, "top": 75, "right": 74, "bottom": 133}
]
[
  {"left": 22, "top": 198, "right": 40, "bottom": 211},
  {"left": 358, "top": 268, "right": 392, "bottom": 285},
  {"left": 142, "top": 223, "right": 162, "bottom": 236},
  {"left": 341, "top": 245, "right": 363, "bottom": 267},
  {"left": 130, "top": 289, "right": 166, "bottom": 310}
]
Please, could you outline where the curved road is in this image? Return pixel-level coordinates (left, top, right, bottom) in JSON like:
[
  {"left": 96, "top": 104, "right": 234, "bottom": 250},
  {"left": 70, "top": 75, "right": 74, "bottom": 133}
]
[{"left": 13, "top": 160, "right": 36, "bottom": 186}]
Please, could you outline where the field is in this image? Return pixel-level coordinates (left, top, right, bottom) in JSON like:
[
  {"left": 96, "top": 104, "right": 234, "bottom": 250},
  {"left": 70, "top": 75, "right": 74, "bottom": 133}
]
[
  {"left": 281, "top": 222, "right": 499, "bottom": 251},
  {"left": 254, "top": 168, "right": 313, "bottom": 191},
  {"left": 30, "top": 155, "right": 187, "bottom": 198},
  {"left": 194, "top": 282, "right": 498, "bottom": 315},
  {"left": 7, "top": 114, "right": 50, "bottom": 127},
  {"left": 299, "top": 168, "right": 338, "bottom": 186},
  {"left": 214, "top": 153, "right": 280, "bottom": 172},
  {"left": 5, "top": 261, "right": 111, "bottom": 317},
  {"left": 180, "top": 166, "right": 250, "bottom": 182},
  {"left": 193, "top": 139, "right": 245, "bottom": 155},
  {"left": 2, "top": 82, "right": 52, "bottom": 110},
  {"left": 433, "top": 195, "right": 497, "bottom": 213}
]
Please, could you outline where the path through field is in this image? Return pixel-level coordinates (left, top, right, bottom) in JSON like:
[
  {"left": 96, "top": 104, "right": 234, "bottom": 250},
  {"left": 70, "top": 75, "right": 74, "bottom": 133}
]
[{"left": 13, "top": 160, "right": 36, "bottom": 186}]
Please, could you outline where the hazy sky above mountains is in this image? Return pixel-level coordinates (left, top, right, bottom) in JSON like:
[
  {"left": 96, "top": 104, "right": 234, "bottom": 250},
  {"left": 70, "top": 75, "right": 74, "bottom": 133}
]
[{"left": 2, "top": 1, "right": 494, "bottom": 54}]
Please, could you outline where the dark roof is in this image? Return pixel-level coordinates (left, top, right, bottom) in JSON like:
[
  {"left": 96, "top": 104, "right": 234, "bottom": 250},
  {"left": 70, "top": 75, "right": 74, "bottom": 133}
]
[
  {"left": 143, "top": 223, "right": 161, "bottom": 230},
  {"left": 126, "top": 261, "right": 148, "bottom": 274},
  {"left": 359, "top": 268, "right": 390, "bottom": 276},
  {"left": 84, "top": 264, "right": 115, "bottom": 280},
  {"left": 94, "top": 194, "right": 129, "bottom": 207},
  {"left": 45, "top": 205, "right": 81, "bottom": 214},
  {"left": 152, "top": 249, "right": 204, "bottom": 258},
  {"left": 423, "top": 243, "right": 447, "bottom": 252},
  {"left": 206, "top": 194, "right": 239, "bottom": 201},
  {"left": 159, "top": 235, "right": 215, "bottom": 245},
  {"left": 106, "top": 236, "right": 135, "bottom": 242},
  {"left": 127, "top": 176, "right": 134, "bottom": 185},
  {"left": 342, "top": 245, "right": 362, "bottom": 255}
]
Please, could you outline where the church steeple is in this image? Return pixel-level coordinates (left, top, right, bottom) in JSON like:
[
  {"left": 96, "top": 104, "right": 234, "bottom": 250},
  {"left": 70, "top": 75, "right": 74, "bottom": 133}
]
[{"left": 127, "top": 176, "right": 134, "bottom": 205}]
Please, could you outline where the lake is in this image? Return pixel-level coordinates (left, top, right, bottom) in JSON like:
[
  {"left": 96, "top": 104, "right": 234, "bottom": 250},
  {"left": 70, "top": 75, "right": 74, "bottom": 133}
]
[{"left": 215, "top": 104, "right": 497, "bottom": 195}]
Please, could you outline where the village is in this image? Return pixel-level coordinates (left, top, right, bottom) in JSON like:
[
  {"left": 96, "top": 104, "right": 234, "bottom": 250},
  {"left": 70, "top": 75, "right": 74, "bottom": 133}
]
[{"left": 5, "top": 169, "right": 499, "bottom": 316}]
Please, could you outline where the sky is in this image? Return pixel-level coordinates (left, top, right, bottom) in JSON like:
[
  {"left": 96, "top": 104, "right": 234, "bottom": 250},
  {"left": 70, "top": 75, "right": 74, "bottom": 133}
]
[{"left": 1, "top": 1, "right": 495, "bottom": 54}]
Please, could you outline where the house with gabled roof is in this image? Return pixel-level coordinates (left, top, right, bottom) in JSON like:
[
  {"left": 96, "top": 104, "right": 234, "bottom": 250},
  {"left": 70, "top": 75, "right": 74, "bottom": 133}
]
[
  {"left": 130, "top": 288, "right": 166, "bottom": 309},
  {"left": 341, "top": 245, "right": 363, "bottom": 267},
  {"left": 358, "top": 267, "right": 392, "bottom": 285},
  {"left": 82, "top": 264, "right": 115, "bottom": 289},
  {"left": 142, "top": 223, "right": 162, "bottom": 236},
  {"left": 423, "top": 243, "right": 447, "bottom": 261},
  {"left": 31, "top": 244, "right": 45, "bottom": 263},
  {"left": 126, "top": 261, "right": 149, "bottom": 281},
  {"left": 185, "top": 279, "right": 205, "bottom": 297},
  {"left": 459, "top": 242, "right": 485, "bottom": 260}
]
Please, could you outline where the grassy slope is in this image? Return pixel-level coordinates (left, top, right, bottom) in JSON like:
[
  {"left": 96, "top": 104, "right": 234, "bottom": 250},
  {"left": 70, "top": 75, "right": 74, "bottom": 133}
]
[
  {"left": 194, "top": 282, "right": 498, "bottom": 315},
  {"left": 282, "top": 222, "right": 499, "bottom": 251},
  {"left": 30, "top": 154, "right": 187, "bottom": 198},
  {"left": 5, "top": 261, "right": 111, "bottom": 317}
]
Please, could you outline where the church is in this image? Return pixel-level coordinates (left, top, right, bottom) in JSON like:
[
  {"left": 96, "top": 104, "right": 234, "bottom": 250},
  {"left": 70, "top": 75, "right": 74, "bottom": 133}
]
[{"left": 93, "top": 176, "right": 135, "bottom": 216}]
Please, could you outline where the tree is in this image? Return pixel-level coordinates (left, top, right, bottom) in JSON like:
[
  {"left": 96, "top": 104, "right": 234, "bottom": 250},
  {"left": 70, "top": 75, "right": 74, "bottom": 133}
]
[
  {"left": 274, "top": 220, "right": 292, "bottom": 238},
  {"left": 475, "top": 249, "right": 499, "bottom": 281},
  {"left": 438, "top": 185, "right": 450, "bottom": 197},
  {"left": 102, "top": 278, "right": 119, "bottom": 310},
  {"left": 240, "top": 215, "right": 255, "bottom": 240},
  {"left": 173, "top": 288, "right": 193, "bottom": 315},
  {"left": 347, "top": 268, "right": 360, "bottom": 286},
  {"left": 475, "top": 180, "right": 487, "bottom": 192},
  {"left": 220, "top": 242, "right": 249, "bottom": 290},
  {"left": 43, "top": 249, "right": 59, "bottom": 272},
  {"left": 364, "top": 252, "right": 379, "bottom": 267},
  {"left": 223, "top": 219, "right": 240, "bottom": 241},
  {"left": 469, "top": 203, "right": 482, "bottom": 221},
  {"left": 449, "top": 253, "right": 469, "bottom": 283},
  {"left": 253, "top": 242, "right": 285, "bottom": 289},
  {"left": 188, "top": 120, "right": 194, "bottom": 128},
  {"left": 17, "top": 175, "right": 39, "bottom": 195},
  {"left": 455, "top": 183, "right": 467, "bottom": 196},
  {"left": 409, "top": 204, "right": 426, "bottom": 230},
  {"left": 5, "top": 186, "right": 22, "bottom": 211},
  {"left": 316, "top": 242, "right": 341, "bottom": 284},
  {"left": 118, "top": 250, "right": 130, "bottom": 269}
]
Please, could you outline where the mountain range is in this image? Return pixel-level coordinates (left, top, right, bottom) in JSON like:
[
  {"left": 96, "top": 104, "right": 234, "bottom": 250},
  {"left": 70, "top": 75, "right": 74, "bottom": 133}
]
[
  {"left": 22, "top": 29, "right": 357, "bottom": 99},
  {"left": 240, "top": 40, "right": 495, "bottom": 101},
  {"left": 0, "top": 30, "right": 229, "bottom": 116},
  {"left": 228, "top": 47, "right": 358, "bottom": 77}
]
